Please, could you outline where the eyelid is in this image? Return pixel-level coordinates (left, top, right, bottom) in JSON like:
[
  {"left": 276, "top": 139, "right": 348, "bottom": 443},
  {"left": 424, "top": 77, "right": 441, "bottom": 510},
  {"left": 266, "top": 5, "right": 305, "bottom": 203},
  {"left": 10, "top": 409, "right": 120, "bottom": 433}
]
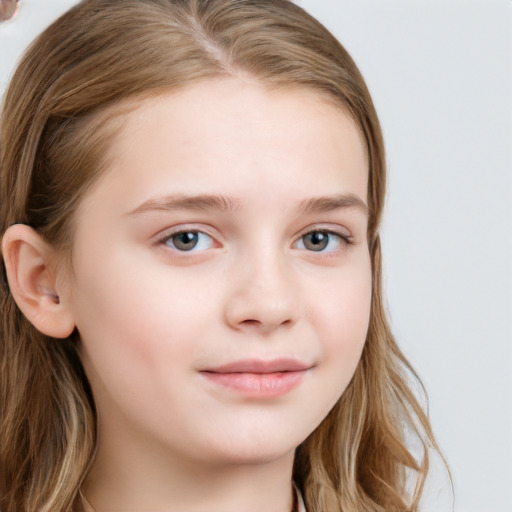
[
  {"left": 150, "top": 222, "right": 354, "bottom": 254},
  {"left": 153, "top": 224, "right": 222, "bottom": 250},
  {"left": 294, "top": 223, "right": 353, "bottom": 242},
  {"left": 291, "top": 224, "right": 354, "bottom": 255}
]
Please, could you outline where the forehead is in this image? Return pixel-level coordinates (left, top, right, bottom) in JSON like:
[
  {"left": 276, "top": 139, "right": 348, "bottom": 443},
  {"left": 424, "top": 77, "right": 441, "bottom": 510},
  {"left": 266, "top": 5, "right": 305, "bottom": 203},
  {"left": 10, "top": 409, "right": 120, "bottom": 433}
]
[{"left": 82, "top": 78, "right": 368, "bottom": 214}]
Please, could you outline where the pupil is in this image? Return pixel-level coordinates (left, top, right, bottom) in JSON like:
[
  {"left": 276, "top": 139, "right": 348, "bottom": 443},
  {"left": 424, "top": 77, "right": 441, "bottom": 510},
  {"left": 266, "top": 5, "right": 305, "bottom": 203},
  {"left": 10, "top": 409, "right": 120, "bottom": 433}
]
[
  {"left": 173, "top": 232, "right": 198, "bottom": 251},
  {"left": 304, "top": 231, "right": 328, "bottom": 251}
]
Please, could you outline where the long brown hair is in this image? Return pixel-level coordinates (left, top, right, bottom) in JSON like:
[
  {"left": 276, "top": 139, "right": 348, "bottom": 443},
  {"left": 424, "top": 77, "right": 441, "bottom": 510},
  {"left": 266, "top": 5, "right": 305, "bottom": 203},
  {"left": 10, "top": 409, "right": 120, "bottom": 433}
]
[{"left": 1, "top": 1, "right": 441, "bottom": 510}]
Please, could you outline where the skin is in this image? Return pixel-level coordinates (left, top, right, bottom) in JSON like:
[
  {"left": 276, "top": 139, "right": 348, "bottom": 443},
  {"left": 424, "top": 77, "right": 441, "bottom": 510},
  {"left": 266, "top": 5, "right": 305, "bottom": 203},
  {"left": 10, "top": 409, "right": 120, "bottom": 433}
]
[{"left": 5, "top": 78, "right": 372, "bottom": 511}]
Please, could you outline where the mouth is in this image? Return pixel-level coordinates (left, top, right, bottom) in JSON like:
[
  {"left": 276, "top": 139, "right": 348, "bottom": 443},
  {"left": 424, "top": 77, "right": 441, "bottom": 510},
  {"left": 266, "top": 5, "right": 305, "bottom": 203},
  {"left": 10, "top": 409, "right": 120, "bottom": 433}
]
[{"left": 200, "top": 358, "right": 311, "bottom": 398}]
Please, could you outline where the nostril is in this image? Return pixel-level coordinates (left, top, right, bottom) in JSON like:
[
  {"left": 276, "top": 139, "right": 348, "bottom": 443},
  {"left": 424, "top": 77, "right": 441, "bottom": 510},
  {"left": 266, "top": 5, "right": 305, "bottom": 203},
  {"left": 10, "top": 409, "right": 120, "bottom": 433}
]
[
  {"left": 240, "top": 319, "right": 261, "bottom": 328},
  {"left": 238, "top": 317, "right": 293, "bottom": 332}
]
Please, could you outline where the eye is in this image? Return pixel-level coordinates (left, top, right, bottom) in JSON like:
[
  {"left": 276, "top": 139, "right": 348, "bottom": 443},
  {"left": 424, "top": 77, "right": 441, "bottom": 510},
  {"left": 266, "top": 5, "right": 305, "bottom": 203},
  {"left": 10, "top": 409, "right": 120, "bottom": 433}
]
[
  {"left": 295, "top": 230, "right": 347, "bottom": 252},
  {"left": 162, "top": 231, "right": 216, "bottom": 252}
]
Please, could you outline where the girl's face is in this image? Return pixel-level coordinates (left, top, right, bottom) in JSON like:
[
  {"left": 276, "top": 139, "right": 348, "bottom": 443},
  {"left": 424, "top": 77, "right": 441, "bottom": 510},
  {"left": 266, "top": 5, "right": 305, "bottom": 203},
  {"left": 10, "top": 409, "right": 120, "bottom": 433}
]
[{"left": 66, "top": 78, "right": 371, "bottom": 468}]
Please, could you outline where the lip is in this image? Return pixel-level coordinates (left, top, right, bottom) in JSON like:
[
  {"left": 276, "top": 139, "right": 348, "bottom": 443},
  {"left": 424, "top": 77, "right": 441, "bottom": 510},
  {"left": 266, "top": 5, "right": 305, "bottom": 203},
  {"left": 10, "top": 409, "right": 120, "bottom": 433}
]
[
  {"left": 205, "top": 358, "right": 311, "bottom": 374},
  {"left": 200, "top": 358, "right": 311, "bottom": 398}
]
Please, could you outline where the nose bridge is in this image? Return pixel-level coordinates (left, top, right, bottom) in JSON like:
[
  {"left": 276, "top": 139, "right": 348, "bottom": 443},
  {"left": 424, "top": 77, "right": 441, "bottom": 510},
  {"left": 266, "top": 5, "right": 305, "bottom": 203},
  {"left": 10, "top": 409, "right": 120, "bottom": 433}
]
[{"left": 225, "top": 240, "right": 299, "bottom": 333}]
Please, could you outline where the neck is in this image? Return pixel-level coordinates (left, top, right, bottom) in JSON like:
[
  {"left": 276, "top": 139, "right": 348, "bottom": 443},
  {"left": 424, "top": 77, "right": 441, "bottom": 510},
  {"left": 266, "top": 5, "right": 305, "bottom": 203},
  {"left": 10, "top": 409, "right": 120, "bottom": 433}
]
[{"left": 83, "top": 431, "right": 296, "bottom": 512}]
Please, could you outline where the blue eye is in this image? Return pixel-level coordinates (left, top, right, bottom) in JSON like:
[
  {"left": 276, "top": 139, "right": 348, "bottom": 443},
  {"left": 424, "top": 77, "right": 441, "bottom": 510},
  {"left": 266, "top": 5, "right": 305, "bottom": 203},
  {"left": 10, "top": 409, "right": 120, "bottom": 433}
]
[
  {"left": 295, "top": 231, "right": 346, "bottom": 252},
  {"left": 164, "top": 231, "right": 215, "bottom": 252}
]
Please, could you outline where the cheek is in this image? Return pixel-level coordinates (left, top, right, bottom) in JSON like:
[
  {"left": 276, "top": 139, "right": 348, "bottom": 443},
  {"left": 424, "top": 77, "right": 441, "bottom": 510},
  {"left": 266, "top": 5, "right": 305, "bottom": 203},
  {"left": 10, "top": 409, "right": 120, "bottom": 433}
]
[
  {"left": 321, "top": 256, "right": 372, "bottom": 334},
  {"left": 70, "top": 250, "right": 214, "bottom": 383},
  {"left": 71, "top": 257, "right": 220, "bottom": 436},
  {"left": 292, "top": 258, "right": 371, "bottom": 432},
  {"left": 314, "top": 258, "right": 372, "bottom": 381}
]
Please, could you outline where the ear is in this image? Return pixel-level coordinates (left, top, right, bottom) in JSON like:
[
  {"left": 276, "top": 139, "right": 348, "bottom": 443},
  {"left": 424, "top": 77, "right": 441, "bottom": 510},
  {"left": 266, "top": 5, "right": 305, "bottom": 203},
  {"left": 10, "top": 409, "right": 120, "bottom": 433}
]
[{"left": 1, "top": 224, "right": 75, "bottom": 338}]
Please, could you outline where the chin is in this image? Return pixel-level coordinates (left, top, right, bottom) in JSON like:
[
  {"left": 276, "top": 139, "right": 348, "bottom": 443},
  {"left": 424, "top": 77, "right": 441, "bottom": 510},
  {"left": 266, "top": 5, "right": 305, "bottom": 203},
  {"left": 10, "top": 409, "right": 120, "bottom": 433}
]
[{"left": 202, "top": 432, "right": 300, "bottom": 467}]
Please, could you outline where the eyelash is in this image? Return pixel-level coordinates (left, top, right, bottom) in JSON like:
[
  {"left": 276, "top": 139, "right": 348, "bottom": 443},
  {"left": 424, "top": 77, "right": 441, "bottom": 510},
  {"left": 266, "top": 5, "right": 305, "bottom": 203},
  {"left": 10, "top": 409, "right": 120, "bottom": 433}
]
[
  {"left": 155, "top": 226, "right": 352, "bottom": 254},
  {"left": 293, "top": 229, "right": 352, "bottom": 253},
  {"left": 155, "top": 227, "right": 218, "bottom": 253}
]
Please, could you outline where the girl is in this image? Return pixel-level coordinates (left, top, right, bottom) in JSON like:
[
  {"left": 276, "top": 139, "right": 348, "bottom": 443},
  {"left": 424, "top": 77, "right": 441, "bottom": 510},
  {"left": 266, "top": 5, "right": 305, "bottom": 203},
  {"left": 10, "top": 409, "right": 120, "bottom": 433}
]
[{"left": 0, "top": 1, "right": 443, "bottom": 511}]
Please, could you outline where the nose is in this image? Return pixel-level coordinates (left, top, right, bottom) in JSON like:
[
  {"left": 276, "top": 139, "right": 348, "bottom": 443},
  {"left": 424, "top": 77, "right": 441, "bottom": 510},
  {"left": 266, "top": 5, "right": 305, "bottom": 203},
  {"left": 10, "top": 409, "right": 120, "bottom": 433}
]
[{"left": 224, "top": 252, "right": 300, "bottom": 334}]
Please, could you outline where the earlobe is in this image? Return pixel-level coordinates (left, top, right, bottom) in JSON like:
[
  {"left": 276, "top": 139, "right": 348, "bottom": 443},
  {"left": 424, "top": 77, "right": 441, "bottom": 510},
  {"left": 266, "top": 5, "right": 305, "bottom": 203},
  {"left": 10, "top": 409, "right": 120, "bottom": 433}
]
[{"left": 1, "top": 224, "right": 75, "bottom": 338}]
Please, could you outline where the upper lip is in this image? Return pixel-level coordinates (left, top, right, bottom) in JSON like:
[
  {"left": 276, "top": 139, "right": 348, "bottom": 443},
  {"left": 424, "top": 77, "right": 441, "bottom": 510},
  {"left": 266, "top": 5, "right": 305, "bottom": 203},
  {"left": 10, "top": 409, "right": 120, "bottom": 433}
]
[{"left": 202, "top": 358, "right": 311, "bottom": 374}]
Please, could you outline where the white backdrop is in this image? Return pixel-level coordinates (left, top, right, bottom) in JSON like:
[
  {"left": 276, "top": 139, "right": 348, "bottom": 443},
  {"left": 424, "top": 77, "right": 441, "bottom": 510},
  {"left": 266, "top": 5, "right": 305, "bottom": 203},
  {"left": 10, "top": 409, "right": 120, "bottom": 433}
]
[{"left": 2, "top": 1, "right": 511, "bottom": 511}]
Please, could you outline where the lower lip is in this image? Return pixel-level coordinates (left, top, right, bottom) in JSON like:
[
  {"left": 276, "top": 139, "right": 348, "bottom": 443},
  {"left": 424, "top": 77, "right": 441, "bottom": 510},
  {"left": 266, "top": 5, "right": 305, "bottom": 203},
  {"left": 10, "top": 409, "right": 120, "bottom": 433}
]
[{"left": 201, "top": 370, "right": 306, "bottom": 398}]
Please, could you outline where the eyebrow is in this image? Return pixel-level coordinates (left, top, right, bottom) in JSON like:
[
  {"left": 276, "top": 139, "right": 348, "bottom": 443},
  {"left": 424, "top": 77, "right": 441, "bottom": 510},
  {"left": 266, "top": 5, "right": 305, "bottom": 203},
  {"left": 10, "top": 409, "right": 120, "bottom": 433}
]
[
  {"left": 297, "top": 194, "right": 369, "bottom": 217},
  {"left": 127, "top": 192, "right": 368, "bottom": 217},
  {"left": 127, "top": 194, "right": 243, "bottom": 216}
]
